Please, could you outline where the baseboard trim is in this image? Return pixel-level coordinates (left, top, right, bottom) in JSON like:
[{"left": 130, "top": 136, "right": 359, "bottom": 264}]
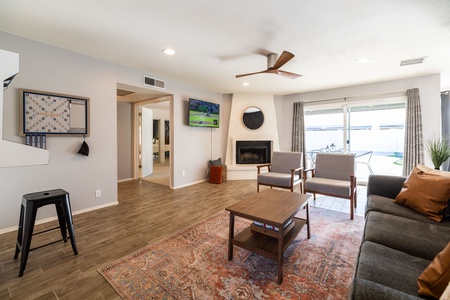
[
  {"left": 118, "top": 178, "right": 134, "bottom": 183},
  {"left": 173, "top": 179, "right": 207, "bottom": 189}
]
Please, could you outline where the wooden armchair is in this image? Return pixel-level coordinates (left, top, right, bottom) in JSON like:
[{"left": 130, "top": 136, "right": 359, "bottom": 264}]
[
  {"left": 256, "top": 151, "right": 303, "bottom": 193},
  {"left": 303, "top": 153, "right": 357, "bottom": 219}
]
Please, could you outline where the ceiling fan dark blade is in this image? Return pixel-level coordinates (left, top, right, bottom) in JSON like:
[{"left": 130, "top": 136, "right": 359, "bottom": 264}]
[
  {"left": 235, "top": 70, "right": 269, "bottom": 78},
  {"left": 271, "top": 51, "right": 295, "bottom": 70},
  {"left": 277, "top": 70, "right": 302, "bottom": 79}
]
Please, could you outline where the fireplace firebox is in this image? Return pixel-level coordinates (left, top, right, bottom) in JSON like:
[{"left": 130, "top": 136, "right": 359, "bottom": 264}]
[{"left": 236, "top": 140, "right": 271, "bottom": 164}]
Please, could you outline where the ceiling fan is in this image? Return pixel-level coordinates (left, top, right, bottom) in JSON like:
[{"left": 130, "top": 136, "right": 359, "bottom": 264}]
[{"left": 235, "top": 51, "right": 302, "bottom": 79}]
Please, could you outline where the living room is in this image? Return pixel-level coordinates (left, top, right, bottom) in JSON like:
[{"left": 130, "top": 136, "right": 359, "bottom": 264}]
[{"left": 1, "top": 1, "right": 450, "bottom": 299}]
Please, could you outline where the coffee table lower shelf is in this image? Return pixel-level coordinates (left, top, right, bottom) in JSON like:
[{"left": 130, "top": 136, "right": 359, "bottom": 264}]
[{"left": 231, "top": 217, "right": 307, "bottom": 261}]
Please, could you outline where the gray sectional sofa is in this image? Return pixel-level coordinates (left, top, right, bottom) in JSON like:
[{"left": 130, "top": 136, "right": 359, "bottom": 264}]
[{"left": 350, "top": 175, "right": 450, "bottom": 299}]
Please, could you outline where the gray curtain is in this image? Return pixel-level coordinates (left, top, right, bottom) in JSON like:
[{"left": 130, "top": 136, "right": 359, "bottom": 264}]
[
  {"left": 292, "top": 102, "right": 306, "bottom": 167},
  {"left": 442, "top": 91, "right": 450, "bottom": 171},
  {"left": 403, "top": 88, "right": 424, "bottom": 176}
]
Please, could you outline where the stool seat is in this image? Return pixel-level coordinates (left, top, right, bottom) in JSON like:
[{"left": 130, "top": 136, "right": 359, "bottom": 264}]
[{"left": 14, "top": 189, "right": 78, "bottom": 277}]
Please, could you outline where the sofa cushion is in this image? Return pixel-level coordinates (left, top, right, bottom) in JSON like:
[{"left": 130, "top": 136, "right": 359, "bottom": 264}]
[
  {"left": 417, "top": 164, "right": 450, "bottom": 178},
  {"left": 366, "top": 175, "right": 406, "bottom": 200},
  {"left": 394, "top": 166, "right": 450, "bottom": 222},
  {"left": 418, "top": 242, "right": 450, "bottom": 299},
  {"left": 351, "top": 278, "right": 422, "bottom": 300},
  {"left": 355, "top": 241, "right": 431, "bottom": 296},
  {"left": 363, "top": 212, "right": 450, "bottom": 260},
  {"left": 366, "top": 195, "right": 450, "bottom": 227},
  {"left": 417, "top": 164, "right": 450, "bottom": 220}
]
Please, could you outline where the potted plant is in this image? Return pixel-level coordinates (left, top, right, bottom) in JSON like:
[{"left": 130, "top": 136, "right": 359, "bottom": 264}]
[{"left": 425, "top": 135, "right": 450, "bottom": 169}]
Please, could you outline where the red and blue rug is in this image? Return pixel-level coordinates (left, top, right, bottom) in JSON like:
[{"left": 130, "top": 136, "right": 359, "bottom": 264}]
[{"left": 98, "top": 207, "right": 364, "bottom": 299}]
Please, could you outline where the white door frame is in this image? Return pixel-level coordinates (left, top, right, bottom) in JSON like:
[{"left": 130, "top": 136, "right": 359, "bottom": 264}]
[{"left": 132, "top": 96, "right": 172, "bottom": 184}]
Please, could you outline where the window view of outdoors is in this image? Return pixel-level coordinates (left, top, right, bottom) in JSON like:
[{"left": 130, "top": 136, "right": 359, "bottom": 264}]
[{"left": 305, "top": 102, "right": 405, "bottom": 183}]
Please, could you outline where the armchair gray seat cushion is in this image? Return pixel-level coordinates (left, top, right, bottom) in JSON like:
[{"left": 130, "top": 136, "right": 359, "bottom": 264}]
[
  {"left": 257, "top": 172, "right": 300, "bottom": 187},
  {"left": 303, "top": 177, "right": 352, "bottom": 198},
  {"left": 256, "top": 151, "right": 303, "bottom": 192}
]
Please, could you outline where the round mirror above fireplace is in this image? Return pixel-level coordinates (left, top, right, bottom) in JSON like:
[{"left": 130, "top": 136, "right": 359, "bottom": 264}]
[{"left": 242, "top": 107, "right": 264, "bottom": 130}]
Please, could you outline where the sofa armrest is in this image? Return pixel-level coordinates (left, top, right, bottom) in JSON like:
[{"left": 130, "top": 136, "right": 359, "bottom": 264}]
[{"left": 366, "top": 175, "right": 406, "bottom": 199}]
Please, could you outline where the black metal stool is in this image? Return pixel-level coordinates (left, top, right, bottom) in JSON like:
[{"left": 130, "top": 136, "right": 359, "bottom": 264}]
[{"left": 14, "top": 189, "right": 78, "bottom": 277}]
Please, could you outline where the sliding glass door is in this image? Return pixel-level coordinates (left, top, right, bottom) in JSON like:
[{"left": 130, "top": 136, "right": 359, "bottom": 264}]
[{"left": 305, "top": 99, "right": 406, "bottom": 183}]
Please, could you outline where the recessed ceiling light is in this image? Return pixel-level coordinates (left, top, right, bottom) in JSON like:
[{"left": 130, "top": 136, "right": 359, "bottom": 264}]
[
  {"left": 356, "top": 57, "right": 371, "bottom": 63},
  {"left": 242, "top": 82, "right": 249, "bottom": 86},
  {"left": 162, "top": 48, "right": 175, "bottom": 55}
]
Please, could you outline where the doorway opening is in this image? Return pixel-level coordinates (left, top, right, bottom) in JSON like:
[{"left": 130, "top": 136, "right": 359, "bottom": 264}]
[
  {"left": 116, "top": 83, "right": 173, "bottom": 188},
  {"left": 137, "top": 100, "right": 171, "bottom": 186}
]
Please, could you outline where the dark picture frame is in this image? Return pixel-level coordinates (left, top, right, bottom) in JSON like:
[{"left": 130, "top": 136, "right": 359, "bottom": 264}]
[{"left": 19, "top": 89, "right": 90, "bottom": 136}]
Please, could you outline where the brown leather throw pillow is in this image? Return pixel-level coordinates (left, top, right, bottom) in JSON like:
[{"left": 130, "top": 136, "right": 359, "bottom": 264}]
[
  {"left": 418, "top": 242, "right": 450, "bottom": 299},
  {"left": 394, "top": 166, "right": 450, "bottom": 222}
]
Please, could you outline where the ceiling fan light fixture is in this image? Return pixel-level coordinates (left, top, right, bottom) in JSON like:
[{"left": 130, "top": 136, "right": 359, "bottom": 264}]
[
  {"left": 162, "top": 48, "right": 175, "bottom": 55},
  {"left": 235, "top": 50, "right": 301, "bottom": 79},
  {"left": 242, "top": 82, "right": 250, "bottom": 86}
]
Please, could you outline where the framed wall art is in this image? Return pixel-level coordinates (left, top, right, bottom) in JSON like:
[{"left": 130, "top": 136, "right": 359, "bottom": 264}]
[{"left": 19, "top": 89, "right": 90, "bottom": 136}]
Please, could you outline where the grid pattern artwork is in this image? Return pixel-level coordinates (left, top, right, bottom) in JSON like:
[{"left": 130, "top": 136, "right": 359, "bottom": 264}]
[{"left": 21, "top": 90, "right": 89, "bottom": 135}]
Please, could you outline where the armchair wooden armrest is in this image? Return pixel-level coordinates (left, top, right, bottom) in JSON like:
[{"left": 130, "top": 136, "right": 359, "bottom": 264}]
[
  {"left": 303, "top": 168, "right": 315, "bottom": 179},
  {"left": 256, "top": 163, "right": 271, "bottom": 174},
  {"left": 290, "top": 167, "right": 304, "bottom": 178}
]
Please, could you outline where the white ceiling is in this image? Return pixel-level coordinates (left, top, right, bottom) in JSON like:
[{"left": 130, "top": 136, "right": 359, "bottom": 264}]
[{"left": 1, "top": 0, "right": 450, "bottom": 96}]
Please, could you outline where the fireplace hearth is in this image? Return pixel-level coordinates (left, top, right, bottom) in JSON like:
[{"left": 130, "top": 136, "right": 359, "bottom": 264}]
[{"left": 236, "top": 140, "right": 271, "bottom": 164}]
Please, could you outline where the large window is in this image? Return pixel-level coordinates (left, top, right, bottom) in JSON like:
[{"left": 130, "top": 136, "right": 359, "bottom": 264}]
[{"left": 305, "top": 99, "right": 406, "bottom": 182}]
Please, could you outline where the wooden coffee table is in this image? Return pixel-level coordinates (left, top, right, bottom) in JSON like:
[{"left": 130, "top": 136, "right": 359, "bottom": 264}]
[{"left": 226, "top": 189, "right": 311, "bottom": 284}]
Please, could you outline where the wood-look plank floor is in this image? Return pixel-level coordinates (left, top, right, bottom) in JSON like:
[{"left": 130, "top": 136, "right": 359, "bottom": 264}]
[{"left": 0, "top": 179, "right": 258, "bottom": 299}]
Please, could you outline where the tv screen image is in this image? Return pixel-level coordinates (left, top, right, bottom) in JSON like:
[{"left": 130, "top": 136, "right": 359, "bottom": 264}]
[{"left": 188, "top": 98, "right": 220, "bottom": 128}]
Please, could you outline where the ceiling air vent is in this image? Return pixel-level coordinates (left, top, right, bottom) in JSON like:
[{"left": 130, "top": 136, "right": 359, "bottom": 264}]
[
  {"left": 400, "top": 56, "right": 427, "bottom": 67},
  {"left": 143, "top": 76, "right": 166, "bottom": 89}
]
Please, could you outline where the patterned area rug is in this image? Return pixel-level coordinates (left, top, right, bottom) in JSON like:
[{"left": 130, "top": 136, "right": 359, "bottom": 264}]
[{"left": 98, "top": 207, "right": 364, "bottom": 299}]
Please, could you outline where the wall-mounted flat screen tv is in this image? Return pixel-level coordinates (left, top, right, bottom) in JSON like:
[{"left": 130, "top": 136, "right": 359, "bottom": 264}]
[{"left": 188, "top": 98, "right": 220, "bottom": 128}]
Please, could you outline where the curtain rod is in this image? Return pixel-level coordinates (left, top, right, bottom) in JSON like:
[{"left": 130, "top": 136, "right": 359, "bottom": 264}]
[{"left": 303, "top": 91, "right": 406, "bottom": 105}]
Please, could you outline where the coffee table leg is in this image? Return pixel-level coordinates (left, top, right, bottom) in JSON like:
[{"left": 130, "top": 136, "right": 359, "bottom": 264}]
[
  {"left": 306, "top": 202, "right": 311, "bottom": 239},
  {"left": 228, "top": 213, "right": 235, "bottom": 261},
  {"left": 277, "top": 228, "right": 284, "bottom": 284}
]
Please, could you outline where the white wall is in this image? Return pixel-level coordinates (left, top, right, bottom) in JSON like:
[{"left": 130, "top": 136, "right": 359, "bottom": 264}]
[
  {"left": 277, "top": 74, "right": 442, "bottom": 167},
  {"left": 172, "top": 92, "right": 232, "bottom": 187},
  {"left": 0, "top": 32, "right": 230, "bottom": 231}
]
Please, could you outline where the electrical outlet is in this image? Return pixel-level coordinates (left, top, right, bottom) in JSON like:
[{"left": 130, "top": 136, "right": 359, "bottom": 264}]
[
  {"left": 182, "top": 170, "right": 185, "bottom": 177},
  {"left": 95, "top": 190, "right": 101, "bottom": 198}
]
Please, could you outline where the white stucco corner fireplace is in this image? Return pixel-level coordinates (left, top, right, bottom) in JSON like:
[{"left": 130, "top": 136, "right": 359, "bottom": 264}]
[{"left": 225, "top": 94, "right": 280, "bottom": 180}]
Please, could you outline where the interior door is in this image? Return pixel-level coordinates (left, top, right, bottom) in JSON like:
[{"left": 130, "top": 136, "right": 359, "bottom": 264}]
[{"left": 141, "top": 106, "right": 153, "bottom": 177}]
